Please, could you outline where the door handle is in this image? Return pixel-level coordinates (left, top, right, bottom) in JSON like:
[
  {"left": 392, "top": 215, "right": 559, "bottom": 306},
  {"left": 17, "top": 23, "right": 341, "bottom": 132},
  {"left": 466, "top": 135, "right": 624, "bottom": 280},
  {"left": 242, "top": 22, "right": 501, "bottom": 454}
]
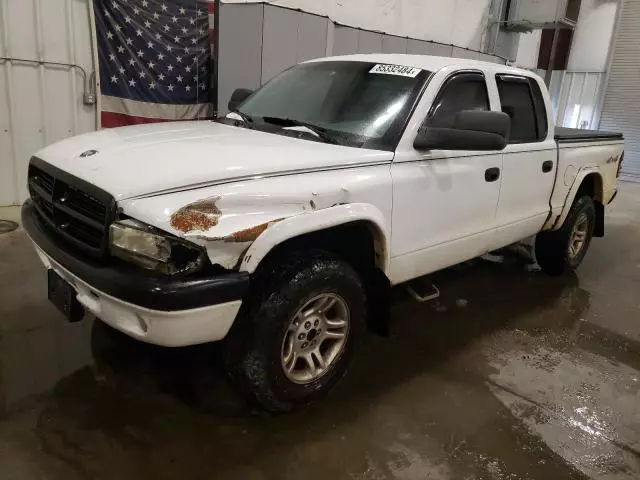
[
  {"left": 542, "top": 160, "right": 554, "bottom": 173},
  {"left": 485, "top": 167, "right": 500, "bottom": 182}
]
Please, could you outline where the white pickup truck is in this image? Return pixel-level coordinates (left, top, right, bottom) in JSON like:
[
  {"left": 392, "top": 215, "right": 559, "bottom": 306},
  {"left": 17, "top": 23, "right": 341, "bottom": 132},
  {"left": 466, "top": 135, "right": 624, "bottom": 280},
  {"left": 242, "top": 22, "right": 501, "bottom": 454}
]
[{"left": 23, "top": 54, "right": 624, "bottom": 411}]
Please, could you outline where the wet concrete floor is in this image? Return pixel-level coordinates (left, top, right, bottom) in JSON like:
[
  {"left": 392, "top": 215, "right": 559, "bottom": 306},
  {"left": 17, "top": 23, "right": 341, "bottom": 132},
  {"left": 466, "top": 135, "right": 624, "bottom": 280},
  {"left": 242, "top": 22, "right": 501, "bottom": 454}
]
[{"left": 1, "top": 182, "right": 639, "bottom": 479}]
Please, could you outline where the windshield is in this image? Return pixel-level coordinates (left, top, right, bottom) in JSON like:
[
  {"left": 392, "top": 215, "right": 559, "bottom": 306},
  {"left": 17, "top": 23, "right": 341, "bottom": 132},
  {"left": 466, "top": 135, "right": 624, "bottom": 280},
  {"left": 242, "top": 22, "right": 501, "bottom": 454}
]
[{"left": 235, "top": 61, "right": 430, "bottom": 150}]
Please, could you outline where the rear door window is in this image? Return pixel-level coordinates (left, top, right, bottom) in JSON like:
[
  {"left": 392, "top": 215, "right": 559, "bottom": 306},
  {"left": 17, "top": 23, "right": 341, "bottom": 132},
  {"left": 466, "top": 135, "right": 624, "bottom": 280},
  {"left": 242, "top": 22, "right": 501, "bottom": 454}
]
[{"left": 496, "top": 75, "right": 546, "bottom": 143}]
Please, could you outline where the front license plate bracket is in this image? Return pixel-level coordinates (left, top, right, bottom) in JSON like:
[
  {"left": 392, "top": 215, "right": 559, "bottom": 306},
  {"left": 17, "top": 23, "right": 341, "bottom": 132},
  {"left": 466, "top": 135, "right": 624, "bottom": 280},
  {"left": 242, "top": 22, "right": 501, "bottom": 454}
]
[{"left": 47, "top": 269, "right": 84, "bottom": 322}]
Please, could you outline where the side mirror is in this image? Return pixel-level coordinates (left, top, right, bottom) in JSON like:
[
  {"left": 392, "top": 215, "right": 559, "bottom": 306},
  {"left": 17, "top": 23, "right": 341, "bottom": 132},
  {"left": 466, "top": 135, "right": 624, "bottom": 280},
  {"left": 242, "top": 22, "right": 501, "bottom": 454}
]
[
  {"left": 228, "top": 88, "right": 253, "bottom": 112},
  {"left": 414, "top": 110, "right": 511, "bottom": 151}
]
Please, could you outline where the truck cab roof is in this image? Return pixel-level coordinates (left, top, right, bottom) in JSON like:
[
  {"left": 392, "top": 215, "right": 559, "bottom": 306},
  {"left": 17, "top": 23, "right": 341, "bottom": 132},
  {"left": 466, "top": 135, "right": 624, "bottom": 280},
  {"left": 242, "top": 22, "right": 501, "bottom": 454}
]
[{"left": 307, "top": 53, "right": 535, "bottom": 78}]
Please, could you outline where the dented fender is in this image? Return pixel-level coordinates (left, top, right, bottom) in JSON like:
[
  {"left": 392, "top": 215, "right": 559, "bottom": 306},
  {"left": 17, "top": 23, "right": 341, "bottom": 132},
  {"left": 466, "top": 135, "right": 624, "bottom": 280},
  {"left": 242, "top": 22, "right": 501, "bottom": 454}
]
[
  {"left": 546, "top": 167, "right": 603, "bottom": 231},
  {"left": 117, "top": 177, "right": 391, "bottom": 271},
  {"left": 239, "top": 203, "right": 390, "bottom": 274}
]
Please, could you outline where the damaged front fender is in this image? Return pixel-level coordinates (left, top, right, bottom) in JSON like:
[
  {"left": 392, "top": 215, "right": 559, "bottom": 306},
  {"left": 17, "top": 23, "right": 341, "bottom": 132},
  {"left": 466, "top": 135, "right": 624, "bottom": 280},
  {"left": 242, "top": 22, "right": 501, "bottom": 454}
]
[
  {"left": 155, "top": 187, "right": 352, "bottom": 270},
  {"left": 170, "top": 197, "right": 221, "bottom": 233},
  {"left": 239, "top": 202, "right": 390, "bottom": 274},
  {"left": 116, "top": 166, "right": 391, "bottom": 273}
]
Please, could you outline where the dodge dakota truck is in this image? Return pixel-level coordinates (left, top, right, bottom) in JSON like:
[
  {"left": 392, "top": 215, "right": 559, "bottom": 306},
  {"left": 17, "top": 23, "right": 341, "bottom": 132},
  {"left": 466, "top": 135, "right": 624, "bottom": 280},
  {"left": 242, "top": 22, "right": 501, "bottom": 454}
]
[{"left": 22, "top": 54, "right": 624, "bottom": 411}]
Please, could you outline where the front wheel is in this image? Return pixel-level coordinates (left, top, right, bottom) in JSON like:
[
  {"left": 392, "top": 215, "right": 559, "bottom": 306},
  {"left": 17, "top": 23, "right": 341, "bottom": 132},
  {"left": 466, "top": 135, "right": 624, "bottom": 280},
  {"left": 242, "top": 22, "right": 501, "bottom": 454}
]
[
  {"left": 535, "top": 195, "right": 596, "bottom": 275},
  {"left": 223, "top": 250, "right": 366, "bottom": 412}
]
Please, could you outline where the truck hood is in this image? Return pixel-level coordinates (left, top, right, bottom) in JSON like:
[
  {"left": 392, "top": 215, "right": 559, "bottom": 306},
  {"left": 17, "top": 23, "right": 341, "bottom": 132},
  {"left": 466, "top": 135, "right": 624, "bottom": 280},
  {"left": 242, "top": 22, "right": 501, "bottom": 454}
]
[{"left": 35, "top": 121, "right": 392, "bottom": 201}]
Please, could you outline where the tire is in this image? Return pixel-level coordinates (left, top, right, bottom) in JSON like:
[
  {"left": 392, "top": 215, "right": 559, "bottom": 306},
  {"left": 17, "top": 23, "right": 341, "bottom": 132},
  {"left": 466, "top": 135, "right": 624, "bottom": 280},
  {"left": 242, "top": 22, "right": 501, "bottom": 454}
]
[
  {"left": 223, "top": 250, "right": 366, "bottom": 412},
  {"left": 535, "top": 195, "right": 596, "bottom": 276}
]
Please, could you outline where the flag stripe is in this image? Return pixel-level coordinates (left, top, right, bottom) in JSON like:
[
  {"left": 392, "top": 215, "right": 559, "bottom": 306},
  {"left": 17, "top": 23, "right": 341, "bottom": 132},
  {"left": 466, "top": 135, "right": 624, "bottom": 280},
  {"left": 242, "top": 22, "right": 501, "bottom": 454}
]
[
  {"left": 102, "top": 95, "right": 212, "bottom": 120},
  {"left": 101, "top": 112, "right": 185, "bottom": 128}
]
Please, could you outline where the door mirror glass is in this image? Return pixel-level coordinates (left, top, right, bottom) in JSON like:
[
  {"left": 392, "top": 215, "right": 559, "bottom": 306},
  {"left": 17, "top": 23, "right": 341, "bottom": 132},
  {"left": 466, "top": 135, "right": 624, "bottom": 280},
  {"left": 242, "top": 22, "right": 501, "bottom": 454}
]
[
  {"left": 228, "top": 88, "right": 253, "bottom": 112},
  {"left": 414, "top": 110, "right": 511, "bottom": 151}
]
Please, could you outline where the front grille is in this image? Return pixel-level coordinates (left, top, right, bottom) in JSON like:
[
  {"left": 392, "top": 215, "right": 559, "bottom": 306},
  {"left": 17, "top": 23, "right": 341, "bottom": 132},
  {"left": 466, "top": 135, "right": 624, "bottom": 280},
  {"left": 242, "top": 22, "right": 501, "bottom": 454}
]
[{"left": 28, "top": 157, "right": 115, "bottom": 257}]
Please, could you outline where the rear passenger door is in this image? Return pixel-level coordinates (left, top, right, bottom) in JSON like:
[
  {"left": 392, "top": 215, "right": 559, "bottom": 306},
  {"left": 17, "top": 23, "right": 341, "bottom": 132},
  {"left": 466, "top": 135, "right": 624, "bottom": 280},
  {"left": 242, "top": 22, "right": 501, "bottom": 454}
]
[
  {"left": 493, "top": 74, "right": 556, "bottom": 248},
  {"left": 390, "top": 72, "right": 503, "bottom": 284}
]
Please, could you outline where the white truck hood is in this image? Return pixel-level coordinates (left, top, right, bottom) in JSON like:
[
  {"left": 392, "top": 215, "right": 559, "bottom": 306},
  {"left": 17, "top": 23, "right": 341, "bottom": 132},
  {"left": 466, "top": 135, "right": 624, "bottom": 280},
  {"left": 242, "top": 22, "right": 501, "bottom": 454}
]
[{"left": 34, "top": 121, "right": 392, "bottom": 201}]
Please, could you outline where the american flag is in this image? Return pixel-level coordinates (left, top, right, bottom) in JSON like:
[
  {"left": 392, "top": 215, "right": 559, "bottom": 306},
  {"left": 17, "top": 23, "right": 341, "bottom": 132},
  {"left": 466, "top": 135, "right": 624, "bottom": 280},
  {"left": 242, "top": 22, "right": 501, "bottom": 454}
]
[{"left": 94, "top": 0, "right": 215, "bottom": 128}]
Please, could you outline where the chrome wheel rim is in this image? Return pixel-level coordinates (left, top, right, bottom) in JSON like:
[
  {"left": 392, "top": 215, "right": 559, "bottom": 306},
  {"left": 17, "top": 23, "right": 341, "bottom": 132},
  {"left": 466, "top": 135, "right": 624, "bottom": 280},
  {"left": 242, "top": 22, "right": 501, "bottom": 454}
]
[
  {"left": 280, "top": 293, "right": 350, "bottom": 384},
  {"left": 568, "top": 213, "right": 589, "bottom": 259}
]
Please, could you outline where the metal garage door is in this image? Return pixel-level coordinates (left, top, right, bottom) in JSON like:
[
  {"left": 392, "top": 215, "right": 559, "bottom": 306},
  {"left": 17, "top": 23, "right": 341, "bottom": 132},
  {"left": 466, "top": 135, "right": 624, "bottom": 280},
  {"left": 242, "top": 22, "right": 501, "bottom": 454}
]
[{"left": 599, "top": 0, "right": 640, "bottom": 181}]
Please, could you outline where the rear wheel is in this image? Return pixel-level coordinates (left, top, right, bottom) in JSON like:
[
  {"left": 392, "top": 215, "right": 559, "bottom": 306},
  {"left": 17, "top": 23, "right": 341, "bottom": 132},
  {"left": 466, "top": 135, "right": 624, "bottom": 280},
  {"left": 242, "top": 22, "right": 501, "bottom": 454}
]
[
  {"left": 535, "top": 195, "right": 595, "bottom": 275},
  {"left": 223, "top": 250, "right": 366, "bottom": 412}
]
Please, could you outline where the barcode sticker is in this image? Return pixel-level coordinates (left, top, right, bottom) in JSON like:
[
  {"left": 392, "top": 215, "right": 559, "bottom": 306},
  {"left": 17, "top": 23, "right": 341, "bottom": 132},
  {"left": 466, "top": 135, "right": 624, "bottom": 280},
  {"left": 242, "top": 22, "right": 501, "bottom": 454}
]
[{"left": 369, "top": 64, "right": 421, "bottom": 77}]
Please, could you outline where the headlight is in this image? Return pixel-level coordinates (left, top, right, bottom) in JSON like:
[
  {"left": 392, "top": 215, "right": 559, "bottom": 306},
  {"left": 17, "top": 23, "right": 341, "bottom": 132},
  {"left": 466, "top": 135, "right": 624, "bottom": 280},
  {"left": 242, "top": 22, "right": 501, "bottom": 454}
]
[{"left": 109, "top": 220, "right": 206, "bottom": 275}]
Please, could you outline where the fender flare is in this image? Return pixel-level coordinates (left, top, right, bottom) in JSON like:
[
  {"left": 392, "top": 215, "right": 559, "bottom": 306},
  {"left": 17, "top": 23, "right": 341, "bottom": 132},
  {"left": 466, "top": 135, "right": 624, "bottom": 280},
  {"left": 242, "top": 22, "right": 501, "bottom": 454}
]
[
  {"left": 239, "top": 203, "right": 390, "bottom": 274},
  {"left": 552, "top": 167, "right": 603, "bottom": 230}
]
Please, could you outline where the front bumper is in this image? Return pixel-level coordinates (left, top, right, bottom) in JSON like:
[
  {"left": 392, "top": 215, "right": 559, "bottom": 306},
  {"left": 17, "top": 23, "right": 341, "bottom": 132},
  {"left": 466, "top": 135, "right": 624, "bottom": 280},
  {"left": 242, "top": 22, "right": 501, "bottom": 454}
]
[{"left": 21, "top": 201, "right": 249, "bottom": 346}]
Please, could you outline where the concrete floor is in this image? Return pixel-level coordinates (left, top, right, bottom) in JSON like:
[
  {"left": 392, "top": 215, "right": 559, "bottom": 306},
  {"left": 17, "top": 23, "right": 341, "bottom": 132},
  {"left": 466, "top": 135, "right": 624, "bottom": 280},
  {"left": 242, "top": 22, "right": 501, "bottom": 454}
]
[{"left": 1, "top": 183, "right": 639, "bottom": 480}]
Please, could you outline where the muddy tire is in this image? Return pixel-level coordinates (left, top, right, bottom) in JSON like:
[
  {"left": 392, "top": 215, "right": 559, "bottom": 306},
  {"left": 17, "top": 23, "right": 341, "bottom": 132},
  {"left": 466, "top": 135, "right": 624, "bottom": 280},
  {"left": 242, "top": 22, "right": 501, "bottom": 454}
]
[
  {"left": 535, "top": 195, "right": 596, "bottom": 276},
  {"left": 223, "top": 250, "right": 366, "bottom": 412}
]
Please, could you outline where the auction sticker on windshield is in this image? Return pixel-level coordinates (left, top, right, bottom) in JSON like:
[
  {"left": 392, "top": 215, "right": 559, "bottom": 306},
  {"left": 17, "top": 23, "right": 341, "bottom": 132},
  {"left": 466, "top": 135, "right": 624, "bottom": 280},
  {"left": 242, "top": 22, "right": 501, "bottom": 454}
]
[{"left": 369, "top": 64, "right": 421, "bottom": 77}]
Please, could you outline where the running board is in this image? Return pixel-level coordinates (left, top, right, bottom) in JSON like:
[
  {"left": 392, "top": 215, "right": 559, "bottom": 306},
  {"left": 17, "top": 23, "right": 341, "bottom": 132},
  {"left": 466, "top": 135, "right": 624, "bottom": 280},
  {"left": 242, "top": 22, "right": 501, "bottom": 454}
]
[{"left": 406, "top": 283, "right": 440, "bottom": 303}]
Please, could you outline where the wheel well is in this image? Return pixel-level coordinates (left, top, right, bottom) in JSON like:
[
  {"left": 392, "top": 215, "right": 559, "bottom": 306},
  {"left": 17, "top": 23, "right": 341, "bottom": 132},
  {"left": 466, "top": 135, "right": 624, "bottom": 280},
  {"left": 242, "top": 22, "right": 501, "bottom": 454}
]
[
  {"left": 260, "top": 221, "right": 386, "bottom": 273},
  {"left": 256, "top": 221, "right": 391, "bottom": 335},
  {"left": 576, "top": 173, "right": 604, "bottom": 203},
  {"left": 576, "top": 173, "right": 605, "bottom": 237}
]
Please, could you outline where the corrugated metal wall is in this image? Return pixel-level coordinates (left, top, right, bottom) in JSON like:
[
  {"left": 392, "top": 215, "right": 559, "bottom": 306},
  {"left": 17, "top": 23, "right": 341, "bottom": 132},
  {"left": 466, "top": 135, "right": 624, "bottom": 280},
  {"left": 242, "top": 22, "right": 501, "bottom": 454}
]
[
  {"left": 0, "top": 0, "right": 97, "bottom": 206},
  {"left": 600, "top": 0, "right": 640, "bottom": 181},
  {"left": 542, "top": 70, "right": 605, "bottom": 130},
  {"left": 217, "top": 2, "right": 506, "bottom": 114}
]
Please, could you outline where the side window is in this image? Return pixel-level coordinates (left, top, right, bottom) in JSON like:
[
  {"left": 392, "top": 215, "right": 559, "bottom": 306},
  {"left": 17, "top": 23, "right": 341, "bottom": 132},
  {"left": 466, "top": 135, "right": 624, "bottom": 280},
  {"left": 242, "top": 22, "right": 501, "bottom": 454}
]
[
  {"left": 496, "top": 75, "right": 542, "bottom": 143},
  {"left": 426, "top": 73, "right": 489, "bottom": 128}
]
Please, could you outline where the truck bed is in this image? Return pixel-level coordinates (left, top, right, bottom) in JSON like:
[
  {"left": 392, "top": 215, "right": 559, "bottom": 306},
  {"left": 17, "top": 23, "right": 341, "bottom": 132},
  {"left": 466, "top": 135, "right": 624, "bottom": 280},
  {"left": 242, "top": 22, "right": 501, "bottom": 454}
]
[
  {"left": 545, "top": 127, "right": 624, "bottom": 233},
  {"left": 555, "top": 127, "right": 623, "bottom": 143}
]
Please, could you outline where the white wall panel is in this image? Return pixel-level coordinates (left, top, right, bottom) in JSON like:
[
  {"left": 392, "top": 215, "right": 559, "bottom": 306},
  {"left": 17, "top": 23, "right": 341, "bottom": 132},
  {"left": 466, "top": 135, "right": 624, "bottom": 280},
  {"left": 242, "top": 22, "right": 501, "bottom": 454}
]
[
  {"left": 476, "top": 50, "right": 503, "bottom": 64},
  {"left": 0, "top": 0, "right": 96, "bottom": 205},
  {"left": 297, "top": 13, "right": 328, "bottom": 63},
  {"left": 217, "top": 3, "right": 506, "bottom": 116},
  {"left": 261, "top": 6, "right": 329, "bottom": 83},
  {"left": 514, "top": 31, "right": 541, "bottom": 69},
  {"left": 222, "top": 0, "right": 491, "bottom": 49},
  {"left": 450, "top": 0, "right": 491, "bottom": 49},
  {"left": 407, "top": 39, "right": 453, "bottom": 57},
  {"left": 333, "top": 25, "right": 359, "bottom": 55},
  {"left": 357, "top": 31, "right": 382, "bottom": 54},
  {"left": 381, "top": 35, "right": 407, "bottom": 54},
  {"left": 452, "top": 46, "right": 481, "bottom": 60},
  {"left": 568, "top": 0, "right": 618, "bottom": 72},
  {"left": 0, "top": 61, "right": 17, "bottom": 206},
  {"left": 261, "top": 6, "right": 299, "bottom": 82},
  {"left": 511, "top": 0, "right": 563, "bottom": 23},
  {"left": 216, "top": 3, "right": 264, "bottom": 113}
]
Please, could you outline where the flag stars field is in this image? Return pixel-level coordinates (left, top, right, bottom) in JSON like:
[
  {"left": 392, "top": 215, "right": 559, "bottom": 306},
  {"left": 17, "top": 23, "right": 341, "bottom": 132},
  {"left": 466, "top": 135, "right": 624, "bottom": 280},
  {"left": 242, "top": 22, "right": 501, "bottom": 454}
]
[{"left": 96, "top": 0, "right": 213, "bottom": 126}]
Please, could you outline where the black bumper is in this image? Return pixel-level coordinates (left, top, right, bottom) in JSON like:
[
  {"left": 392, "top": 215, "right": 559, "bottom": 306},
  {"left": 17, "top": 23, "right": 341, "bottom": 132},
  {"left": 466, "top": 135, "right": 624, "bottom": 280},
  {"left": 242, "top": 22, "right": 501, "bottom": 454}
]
[{"left": 21, "top": 201, "right": 250, "bottom": 311}]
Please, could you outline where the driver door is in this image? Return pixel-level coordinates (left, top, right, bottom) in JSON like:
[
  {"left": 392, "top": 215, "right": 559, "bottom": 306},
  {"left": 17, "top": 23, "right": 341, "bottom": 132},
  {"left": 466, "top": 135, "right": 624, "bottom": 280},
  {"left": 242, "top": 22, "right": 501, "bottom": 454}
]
[{"left": 389, "top": 72, "right": 503, "bottom": 284}]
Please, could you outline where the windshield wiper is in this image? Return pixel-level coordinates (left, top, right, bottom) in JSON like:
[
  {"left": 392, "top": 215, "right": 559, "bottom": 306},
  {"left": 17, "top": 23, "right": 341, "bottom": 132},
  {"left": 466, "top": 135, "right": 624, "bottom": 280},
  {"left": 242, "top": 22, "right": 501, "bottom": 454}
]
[{"left": 261, "top": 117, "right": 340, "bottom": 145}]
